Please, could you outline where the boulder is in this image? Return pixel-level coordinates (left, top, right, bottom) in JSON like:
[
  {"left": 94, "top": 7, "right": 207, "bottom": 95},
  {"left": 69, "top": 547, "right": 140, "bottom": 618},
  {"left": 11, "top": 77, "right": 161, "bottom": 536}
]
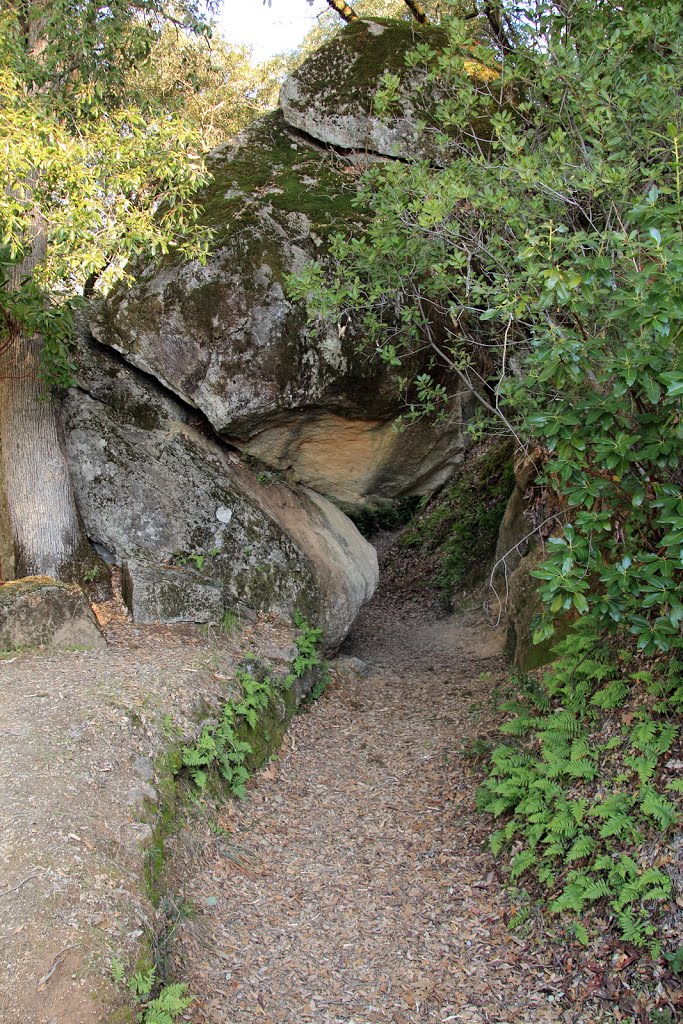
[
  {"left": 238, "top": 406, "right": 465, "bottom": 503},
  {"left": 491, "top": 456, "right": 537, "bottom": 589},
  {"left": 280, "top": 20, "right": 447, "bottom": 161},
  {"left": 121, "top": 560, "right": 224, "bottom": 625},
  {"left": 90, "top": 91, "right": 466, "bottom": 505},
  {"left": 0, "top": 577, "right": 105, "bottom": 651},
  {"left": 61, "top": 339, "right": 377, "bottom": 647}
]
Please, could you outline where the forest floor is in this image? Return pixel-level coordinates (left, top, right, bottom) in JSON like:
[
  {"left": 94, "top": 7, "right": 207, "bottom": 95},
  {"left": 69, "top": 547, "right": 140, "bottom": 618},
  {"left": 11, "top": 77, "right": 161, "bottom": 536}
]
[{"left": 169, "top": 535, "right": 606, "bottom": 1024}]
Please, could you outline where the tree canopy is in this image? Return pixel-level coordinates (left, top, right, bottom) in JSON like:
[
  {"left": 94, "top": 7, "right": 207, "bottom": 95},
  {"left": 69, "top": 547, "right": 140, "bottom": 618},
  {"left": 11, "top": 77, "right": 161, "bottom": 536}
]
[
  {"left": 0, "top": 0, "right": 221, "bottom": 580},
  {"left": 0, "top": 0, "right": 219, "bottom": 380},
  {"left": 128, "top": 26, "right": 289, "bottom": 152},
  {"left": 292, "top": 0, "right": 683, "bottom": 658}
]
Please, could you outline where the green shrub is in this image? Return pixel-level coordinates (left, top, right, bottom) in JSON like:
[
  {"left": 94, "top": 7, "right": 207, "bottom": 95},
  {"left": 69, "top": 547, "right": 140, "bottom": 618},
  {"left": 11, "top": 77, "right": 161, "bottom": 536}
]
[
  {"left": 478, "top": 621, "right": 682, "bottom": 953},
  {"left": 111, "top": 961, "right": 192, "bottom": 1024},
  {"left": 289, "top": 0, "right": 683, "bottom": 959},
  {"left": 289, "top": 0, "right": 683, "bottom": 658}
]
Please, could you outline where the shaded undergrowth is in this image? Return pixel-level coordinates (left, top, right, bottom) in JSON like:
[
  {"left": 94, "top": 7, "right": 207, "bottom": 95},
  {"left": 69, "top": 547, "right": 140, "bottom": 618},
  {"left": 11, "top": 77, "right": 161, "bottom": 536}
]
[
  {"left": 401, "top": 438, "right": 514, "bottom": 600},
  {"left": 477, "top": 621, "right": 682, "bottom": 1021}
]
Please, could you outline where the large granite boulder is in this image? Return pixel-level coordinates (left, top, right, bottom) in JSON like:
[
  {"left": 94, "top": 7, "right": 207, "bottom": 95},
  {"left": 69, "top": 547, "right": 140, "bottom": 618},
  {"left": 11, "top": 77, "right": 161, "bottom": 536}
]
[
  {"left": 62, "top": 339, "right": 377, "bottom": 647},
  {"left": 280, "top": 20, "right": 447, "bottom": 160},
  {"left": 90, "top": 29, "right": 467, "bottom": 506}
]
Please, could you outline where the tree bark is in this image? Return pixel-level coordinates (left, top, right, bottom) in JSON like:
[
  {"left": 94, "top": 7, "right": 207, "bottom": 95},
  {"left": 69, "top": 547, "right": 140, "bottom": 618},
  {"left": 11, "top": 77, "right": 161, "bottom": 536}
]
[
  {"left": 0, "top": 5, "right": 97, "bottom": 583},
  {"left": 483, "top": 2, "right": 516, "bottom": 55},
  {"left": 324, "top": 0, "right": 358, "bottom": 23},
  {"left": 403, "top": 0, "right": 429, "bottom": 25},
  {"left": 0, "top": 193, "right": 91, "bottom": 581}
]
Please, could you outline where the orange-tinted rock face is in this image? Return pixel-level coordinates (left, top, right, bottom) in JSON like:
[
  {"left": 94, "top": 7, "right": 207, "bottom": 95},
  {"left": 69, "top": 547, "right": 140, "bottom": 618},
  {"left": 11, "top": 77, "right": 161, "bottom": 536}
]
[
  {"left": 229, "top": 409, "right": 465, "bottom": 504},
  {"left": 0, "top": 577, "right": 105, "bottom": 651}
]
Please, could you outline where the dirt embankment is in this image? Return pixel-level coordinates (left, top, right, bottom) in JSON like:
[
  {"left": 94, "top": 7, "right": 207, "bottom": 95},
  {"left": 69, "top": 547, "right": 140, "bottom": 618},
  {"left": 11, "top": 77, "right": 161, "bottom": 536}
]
[{"left": 0, "top": 601, "right": 300, "bottom": 1024}]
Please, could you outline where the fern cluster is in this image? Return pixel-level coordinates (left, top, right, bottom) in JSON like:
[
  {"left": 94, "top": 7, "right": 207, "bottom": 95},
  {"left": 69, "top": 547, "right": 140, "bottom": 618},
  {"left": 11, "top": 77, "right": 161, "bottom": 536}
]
[
  {"left": 181, "top": 613, "right": 325, "bottom": 796},
  {"left": 111, "top": 961, "right": 191, "bottom": 1024},
  {"left": 181, "top": 665, "right": 271, "bottom": 796},
  {"left": 289, "top": 611, "right": 324, "bottom": 681},
  {"left": 478, "top": 622, "right": 682, "bottom": 954}
]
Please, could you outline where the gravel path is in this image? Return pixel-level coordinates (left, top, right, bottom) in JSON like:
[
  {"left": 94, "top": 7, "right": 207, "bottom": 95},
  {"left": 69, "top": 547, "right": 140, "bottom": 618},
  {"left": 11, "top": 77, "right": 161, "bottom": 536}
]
[{"left": 173, "top": 546, "right": 581, "bottom": 1024}]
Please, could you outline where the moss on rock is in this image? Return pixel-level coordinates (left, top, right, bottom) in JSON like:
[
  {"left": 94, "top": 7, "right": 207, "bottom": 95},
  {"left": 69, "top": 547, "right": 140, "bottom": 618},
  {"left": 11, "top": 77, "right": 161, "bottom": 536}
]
[
  {"left": 401, "top": 439, "right": 515, "bottom": 599},
  {"left": 283, "top": 19, "right": 446, "bottom": 119},
  {"left": 202, "top": 112, "right": 363, "bottom": 246}
]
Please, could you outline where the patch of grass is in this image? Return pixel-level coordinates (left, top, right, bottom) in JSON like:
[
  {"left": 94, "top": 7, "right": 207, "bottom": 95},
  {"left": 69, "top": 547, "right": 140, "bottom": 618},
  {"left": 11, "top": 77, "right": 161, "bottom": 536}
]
[{"left": 220, "top": 608, "right": 238, "bottom": 635}]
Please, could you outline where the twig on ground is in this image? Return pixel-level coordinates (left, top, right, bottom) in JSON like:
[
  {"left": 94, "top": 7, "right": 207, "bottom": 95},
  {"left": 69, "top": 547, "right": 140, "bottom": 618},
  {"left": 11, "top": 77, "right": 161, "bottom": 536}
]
[
  {"left": 0, "top": 872, "right": 39, "bottom": 898},
  {"left": 37, "top": 945, "right": 75, "bottom": 990}
]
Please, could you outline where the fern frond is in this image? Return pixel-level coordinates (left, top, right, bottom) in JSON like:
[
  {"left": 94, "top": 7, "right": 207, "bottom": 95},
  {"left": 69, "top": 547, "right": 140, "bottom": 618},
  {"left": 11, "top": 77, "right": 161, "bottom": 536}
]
[
  {"left": 565, "top": 834, "right": 597, "bottom": 863},
  {"left": 590, "top": 678, "right": 629, "bottom": 709},
  {"left": 583, "top": 878, "right": 612, "bottom": 902},
  {"left": 146, "top": 983, "right": 193, "bottom": 1012},
  {"left": 510, "top": 848, "right": 536, "bottom": 880},
  {"left": 550, "top": 880, "right": 587, "bottom": 914},
  {"left": 639, "top": 787, "right": 678, "bottom": 829},
  {"left": 570, "top": 921, "right": 590, "bottom": 946},
  {"left": 111, "top": 958, "right": 126, "bottom": 985},
  {"left": 490, "top": 829, "right": 507, "bottom": 855}
]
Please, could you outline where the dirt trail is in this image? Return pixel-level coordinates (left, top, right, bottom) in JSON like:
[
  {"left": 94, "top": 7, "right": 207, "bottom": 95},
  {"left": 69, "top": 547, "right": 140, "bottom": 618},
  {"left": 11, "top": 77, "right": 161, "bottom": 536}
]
[{"left": 173, "top": 544, "right": 582, "bottom": 1024}]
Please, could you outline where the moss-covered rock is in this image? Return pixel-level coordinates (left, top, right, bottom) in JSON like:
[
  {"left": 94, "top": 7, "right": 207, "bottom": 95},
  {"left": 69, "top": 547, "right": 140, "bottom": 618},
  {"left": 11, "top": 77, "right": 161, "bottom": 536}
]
[
  {"left": 90, "top": 111, "right": 378, "bottom": 438},
  {"left": 89, "top": 34, "right": 468, "bottom": 506},
  {"left": 280, "top": 19, "right": 449, "bottom": 160},
  {"left": 0, "top": 576, "right": 105, "bottom": 651},
  {"left": 62, "top": 337, "right": 377, "bottom": 647},
  {"left": 401, "top": 438, "right": 515, "bottom": 602},
  {"left": 121, "top": 560, "right": 224, "bottom": 625}
]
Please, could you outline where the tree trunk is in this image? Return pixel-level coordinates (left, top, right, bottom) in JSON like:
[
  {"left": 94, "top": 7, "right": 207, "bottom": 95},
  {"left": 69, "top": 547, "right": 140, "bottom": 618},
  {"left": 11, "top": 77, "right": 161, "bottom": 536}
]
[
  {"left": 403, "top": 0, "right": 429, "bottom": 25},
  {"left": 0, "top": 196, "right": 92, "bottom": 581},
  {"left": 324, "top": 0, "right": 358, "bottom": 23}
]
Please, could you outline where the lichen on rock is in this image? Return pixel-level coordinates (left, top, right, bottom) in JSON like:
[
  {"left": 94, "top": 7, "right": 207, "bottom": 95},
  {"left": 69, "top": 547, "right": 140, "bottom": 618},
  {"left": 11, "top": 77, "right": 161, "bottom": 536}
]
[
  {"left": 62, "top": 337, "right": 377, "bottom": 647},
  {"left": 0, "top": 576, "right": 105, "bottom": 651},
  {"left": 90, "top": 104, "right": 467, "bottom": 503},
  {"left": 280, "top": 19, "right": 449, "bottom": 159},
  {"left": 64, "top": 19, "right": 484, "bottom": 637}
]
